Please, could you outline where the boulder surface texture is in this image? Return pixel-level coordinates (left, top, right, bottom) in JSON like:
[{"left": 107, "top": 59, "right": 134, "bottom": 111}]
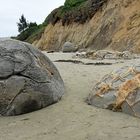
[
  {"left": 0, "top": 39, "right": 64, "bottom": 116},
  {"left": 88, "top": 65, "right": 140, "bottom": 118}
]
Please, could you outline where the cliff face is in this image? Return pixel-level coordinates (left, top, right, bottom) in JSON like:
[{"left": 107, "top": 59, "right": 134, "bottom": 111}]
[{"left": 33, "top": 0, "right": 140, "bottom": 53}]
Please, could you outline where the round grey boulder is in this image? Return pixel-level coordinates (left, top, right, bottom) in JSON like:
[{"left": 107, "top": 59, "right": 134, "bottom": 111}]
[
  {"left": 62, "top": 42, "right": 78, "bottom": 52},
  {"left": 0, "top": 39, "right": 64, "bottom": 116}
]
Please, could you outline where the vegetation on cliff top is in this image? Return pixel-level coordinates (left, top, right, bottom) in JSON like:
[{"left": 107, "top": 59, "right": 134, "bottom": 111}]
[{"left": 16, "top": 0, "right": 107, "bottom": 43}]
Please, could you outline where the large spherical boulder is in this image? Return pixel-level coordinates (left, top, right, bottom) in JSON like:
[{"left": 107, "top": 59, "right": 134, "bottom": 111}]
[{"left": 0, "top": 39, "right": 64, "bottom": 116}]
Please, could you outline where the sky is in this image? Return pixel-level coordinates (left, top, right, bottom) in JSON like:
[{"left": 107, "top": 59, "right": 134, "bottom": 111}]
[{"left": 0, "top": 0, "right": 65, "bottom": 37}]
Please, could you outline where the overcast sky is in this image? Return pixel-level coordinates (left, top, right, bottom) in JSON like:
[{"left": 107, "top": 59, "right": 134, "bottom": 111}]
[{"left": 0, "top": 0, "right": 65, "bottom": 37}]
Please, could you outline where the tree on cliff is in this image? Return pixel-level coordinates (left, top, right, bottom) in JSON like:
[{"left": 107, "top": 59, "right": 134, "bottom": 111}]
[{"left": 17, "top": 14, "right": 28, "bottom": 33}]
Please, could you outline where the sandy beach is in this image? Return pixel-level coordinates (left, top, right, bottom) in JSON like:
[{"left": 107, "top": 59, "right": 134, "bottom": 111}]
[{"left": 0, "top": 52, "right": 140, "bottom": 140}]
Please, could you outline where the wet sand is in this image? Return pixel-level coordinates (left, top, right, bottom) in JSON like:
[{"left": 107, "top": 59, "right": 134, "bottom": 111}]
[{"left": 0, "top": 52, "right": 140, "bottom": 140}]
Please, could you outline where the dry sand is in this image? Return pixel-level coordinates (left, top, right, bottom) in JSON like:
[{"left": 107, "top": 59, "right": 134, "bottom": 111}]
[{"left": 0, "top": 52, "right": 140, "bottom": 140}]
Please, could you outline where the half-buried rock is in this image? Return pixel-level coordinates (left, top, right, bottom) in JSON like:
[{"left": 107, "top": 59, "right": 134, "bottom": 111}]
[
  {"left": 0, "top": 39, "right": 64, "bottom": 116},
  {"left": 62, "top": 42, "right": 78, "bottom": 53},
  {"left": 87, "top": 65, "right": 140, "bottom": 118}
]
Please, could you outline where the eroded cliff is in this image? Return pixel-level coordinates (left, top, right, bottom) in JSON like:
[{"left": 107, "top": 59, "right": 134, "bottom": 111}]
[{"left": 33, "top": 0, "right": 140, "bottom": 53}]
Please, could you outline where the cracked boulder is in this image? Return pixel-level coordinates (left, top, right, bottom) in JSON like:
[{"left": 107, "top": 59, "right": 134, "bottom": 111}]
[
  {"left": 0, "top": 39, "right": 64, "bottom": 116},
  {"left": 87, "top": 65, "right": 140, "bottom": 118}
]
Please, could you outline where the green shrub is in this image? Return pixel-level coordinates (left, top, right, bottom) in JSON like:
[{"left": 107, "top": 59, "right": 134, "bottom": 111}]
[
  {"left": 16, "top": 23, "right": 46, "bottom": 43},
  {"left": 64, "top": 0, "right": 87, "bottom": 8},
  {"left": 26, "top": 25, "right": 45, "bottom": 43}
]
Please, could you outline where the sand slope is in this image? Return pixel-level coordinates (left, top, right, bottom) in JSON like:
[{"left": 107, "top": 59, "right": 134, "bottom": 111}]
[{"left": 0, "top": 53, "right": 140, "bottom": 140}]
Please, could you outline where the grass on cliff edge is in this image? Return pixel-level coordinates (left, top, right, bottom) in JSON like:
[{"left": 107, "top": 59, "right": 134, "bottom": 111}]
[{"left": 64, "top": 0, "right": 87, "bottom": 9}]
